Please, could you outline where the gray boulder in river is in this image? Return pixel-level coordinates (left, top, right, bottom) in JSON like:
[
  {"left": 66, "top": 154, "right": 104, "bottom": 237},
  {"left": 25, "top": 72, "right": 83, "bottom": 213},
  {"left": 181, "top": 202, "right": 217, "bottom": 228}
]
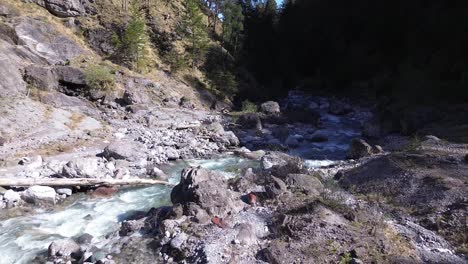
[
  {"left": 171, "top": 167, "right": 244, "bottom": 217},
  {"left": 21, "top": 186, "right": 57, "bottom": 205}
]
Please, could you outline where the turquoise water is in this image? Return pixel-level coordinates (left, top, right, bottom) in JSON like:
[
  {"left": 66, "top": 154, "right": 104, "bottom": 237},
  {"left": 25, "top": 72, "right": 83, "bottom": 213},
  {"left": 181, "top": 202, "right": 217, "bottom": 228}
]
[{"left": 0, "top": 157, "right": 258, "bottom": 264}]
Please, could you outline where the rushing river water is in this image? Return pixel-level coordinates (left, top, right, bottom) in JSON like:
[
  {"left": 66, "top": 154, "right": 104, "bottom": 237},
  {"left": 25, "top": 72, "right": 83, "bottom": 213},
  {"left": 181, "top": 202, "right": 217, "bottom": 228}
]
[
  {"left": 0, "top": 157, "right": 259, "bottom": 264},
  {"left": 0, "top": 94, "right": 369, "bottom": 264}
]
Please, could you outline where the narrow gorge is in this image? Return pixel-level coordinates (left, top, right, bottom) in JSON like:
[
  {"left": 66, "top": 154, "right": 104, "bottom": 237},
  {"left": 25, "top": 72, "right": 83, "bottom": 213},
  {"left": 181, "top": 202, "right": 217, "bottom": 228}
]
[{"left": 0, "top": 1, "right": 467, "bottom": 264}]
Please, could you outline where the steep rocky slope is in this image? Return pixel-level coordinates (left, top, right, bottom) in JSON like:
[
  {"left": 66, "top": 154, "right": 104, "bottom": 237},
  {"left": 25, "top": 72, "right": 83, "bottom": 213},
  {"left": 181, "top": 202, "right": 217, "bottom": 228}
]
[
  {"left": 0, "top": 1, "right": 466, "bottom": 264},
  {"left": 0, "top": 0, "right": 235, "bottom": 206}
]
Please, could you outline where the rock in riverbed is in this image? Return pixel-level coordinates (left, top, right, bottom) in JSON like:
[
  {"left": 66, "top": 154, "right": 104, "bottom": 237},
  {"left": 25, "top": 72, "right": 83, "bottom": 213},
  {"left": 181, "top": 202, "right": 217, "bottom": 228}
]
[
  {"left": 347, "top": 138, "right": 373, "bottom": 159},
  {"left": 171, "top": 167, "right": 244, "bottom": 217},
  {"left": 62, "top": 158, "right": 100, "bottom": 178},
  {"left": 48, "top": 238, "right": 82, "bottom": 259},
  {"left": 261, "top": 151, "right": 303, "bottom": 170},
  {"left": 103, "top": 140, "right": 147, "bottom": 162},
  {"left": 21, "top": 186, "right": 57, "bottom": 205}
]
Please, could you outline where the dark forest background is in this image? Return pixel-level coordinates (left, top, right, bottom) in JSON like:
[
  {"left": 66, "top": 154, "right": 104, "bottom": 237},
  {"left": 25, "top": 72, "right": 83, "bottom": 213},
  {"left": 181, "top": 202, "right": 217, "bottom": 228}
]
[{"left": 234, "top": 0, "right": 468, "bottom": 104}]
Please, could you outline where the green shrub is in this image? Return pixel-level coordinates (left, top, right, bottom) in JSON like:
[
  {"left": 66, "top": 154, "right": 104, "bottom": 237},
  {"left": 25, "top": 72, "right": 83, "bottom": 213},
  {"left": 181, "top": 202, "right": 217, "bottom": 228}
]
[
  {"left": 111, "top": 0, "right": 151, "bottom": 72},
  {"left": 340, "top": 252, "right": 353, "bottom": 264},
  {"left": 241, "top": 100, "right": 257, "bottom": 113},
  {"left": 164, "top": 49, "right": 188, "bottom": 73},
  {"left": 84, "top": 65, "right": 116, "bottom": 91}
]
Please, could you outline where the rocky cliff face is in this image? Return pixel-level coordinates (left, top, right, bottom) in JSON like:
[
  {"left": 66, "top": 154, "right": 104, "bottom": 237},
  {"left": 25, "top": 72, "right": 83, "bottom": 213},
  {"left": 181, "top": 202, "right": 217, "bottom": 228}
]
[
  {"left": 0, "top": 2, "right": 467, "bottom": 264},
  {"left": 0, "top": 0, "right": 236, "bottom": 202}
]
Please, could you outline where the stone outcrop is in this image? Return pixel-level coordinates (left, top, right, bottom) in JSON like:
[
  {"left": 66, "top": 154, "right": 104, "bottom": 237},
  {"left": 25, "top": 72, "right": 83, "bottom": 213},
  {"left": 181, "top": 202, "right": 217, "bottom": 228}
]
[
  {"left": 26, "top": 0, "right": 94, "bottom": 18},
  {"left": 24, "top": 65, "right": 59, "bottom": 91},
  {"left": 0, "top": 40, "right": 28, "bottom": 97},
  {"left": 14, "top": 17, "right": 85, "bottom": 64},
  {"left": 261, "top": 151, "right": 303, "bottom": 170},
  {"left": 103, "top": 140, "right": 147, "bottom": 163},
  {"left": 171, "top": 167, "right": 243, "bottom": 217},
  {"left": 346, "top": 138, "right": 373, "bottom": 159},
  {"left": 48, "top": 238, "right": 82, "bottom": 259},
  {"left": 285, "top": 173, "right": 323, "bottom": 196},
  {"left": 61, "top": 158, "right": 100, "bottom": 178},
  {"left": 260, "top": 101, "right": 280, "bottom": 115}
]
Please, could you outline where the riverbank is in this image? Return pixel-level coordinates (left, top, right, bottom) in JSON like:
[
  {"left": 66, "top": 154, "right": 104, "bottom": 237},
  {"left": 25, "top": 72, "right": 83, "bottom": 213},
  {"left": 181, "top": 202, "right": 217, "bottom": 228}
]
[{"left": 1, "top": 91, "right": 466, "bottom": 264}]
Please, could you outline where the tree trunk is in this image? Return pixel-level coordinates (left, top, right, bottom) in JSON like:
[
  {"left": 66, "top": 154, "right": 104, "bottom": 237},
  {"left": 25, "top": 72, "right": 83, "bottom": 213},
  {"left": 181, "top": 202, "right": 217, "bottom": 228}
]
[
  {"left": 0, "top": 178, "right": 173, "bottom": 187},
  {"left": 123, "top": 0, "right": 128, "bottom": 12}
]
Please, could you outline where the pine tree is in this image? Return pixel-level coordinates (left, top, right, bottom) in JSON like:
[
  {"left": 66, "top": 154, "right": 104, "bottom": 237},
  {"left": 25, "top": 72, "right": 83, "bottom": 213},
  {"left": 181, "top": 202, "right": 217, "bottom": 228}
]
[
  {"left": 183, "top": 0, "right": 209, "bottom": 69},
  {"left": 113, "top": 0, "right": 151, "bottom": 71},
  {"left": 264, "top": 0, "right": 277, "bottom": 16},
  {"left": 222, "top": 0, "right": 244, "bottom": 56}
]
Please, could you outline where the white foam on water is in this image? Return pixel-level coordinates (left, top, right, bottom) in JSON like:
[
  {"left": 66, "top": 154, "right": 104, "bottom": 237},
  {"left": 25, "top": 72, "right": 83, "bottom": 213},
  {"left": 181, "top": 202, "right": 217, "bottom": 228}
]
[
  {"left": 304, "top": 159, "right": 338, "bottom": 168},
  {"left": 0, "top": 157, "right": 257, "bottom": 264}
]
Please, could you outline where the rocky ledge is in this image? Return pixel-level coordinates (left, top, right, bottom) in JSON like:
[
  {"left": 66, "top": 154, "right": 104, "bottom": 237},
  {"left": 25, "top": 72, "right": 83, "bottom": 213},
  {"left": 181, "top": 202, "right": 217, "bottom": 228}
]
[{"left": 92, "top": 138, "right": 466, "bottom": 264}]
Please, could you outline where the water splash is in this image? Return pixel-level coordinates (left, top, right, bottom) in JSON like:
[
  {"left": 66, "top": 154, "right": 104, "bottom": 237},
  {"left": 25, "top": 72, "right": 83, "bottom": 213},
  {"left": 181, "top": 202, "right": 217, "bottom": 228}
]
[{"left": 0, "top": 157, "right": 256, "bottom": 264}]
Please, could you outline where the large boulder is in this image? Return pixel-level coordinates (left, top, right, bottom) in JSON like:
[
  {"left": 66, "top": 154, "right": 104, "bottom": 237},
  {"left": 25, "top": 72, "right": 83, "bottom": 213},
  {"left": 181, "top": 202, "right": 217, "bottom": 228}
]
[
  {"left": 14, "top": 17, "right": 85, "bottom": 64},
  {"left": 347, "top": 138, "right": 373, "bottom": 159},
  {"left": 3, "top": 190, "right": 21, "bottom": 201},
  {"left": 261, "top": 151, "right": 303, "bottom": 170},
  {"left": 61, "top": 158, "right": 100, "bottom": 178},
  {"left": 55, "top": 66, "right": 86, "bottom": 85},
  {"left": 165, "top": 147, "right": 180, "bottom": 160},
  {"left": 206, "top": 122, "right": 225, "bottom": 134},
  {"left": 171, "top": 167, "right": 243, "bottom": 217},
  {"left": 260, "top": 101, "right": 280, "bottom": 115},
  {"left": 264, "top": 176, "right": 288, "bottom": 198},
  {"left": 23, "top": 65, "right": 58, "bottom": 91},
  {"left": 84, "top": 27, "right": 116, "bottom": 55},
  {"left": 21, "top": 186, "right": 57, "bottom": 205},
  {"left": 103, "top": 140, "right": 147, "bottom": 163},
  {"left": 149, "top": 167, "right": 168, "bottom": 181},
  {"left": 28, "top": 0, "right": 94, "bottom": 17},
  {"left": 0, "top": 44, "right": 27, "bottom": 97},
  {"left": 285, "top": 174, "right": 323, "bottom": 195},
  {"left": 122, "top": 89, "right": 151, "bottom": 105},
  {"left": 223, "top": 131, "right": 240, "bottom": 146},
  {"left": 48, "top": 238, "right": 82, "bottom": 259}
]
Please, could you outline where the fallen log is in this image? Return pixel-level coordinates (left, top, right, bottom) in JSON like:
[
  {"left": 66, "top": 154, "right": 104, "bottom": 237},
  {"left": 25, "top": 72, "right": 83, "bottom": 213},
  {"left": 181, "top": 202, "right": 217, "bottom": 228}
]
[{"left": 0, "top": 178, "right": 173, "bottom": 187}]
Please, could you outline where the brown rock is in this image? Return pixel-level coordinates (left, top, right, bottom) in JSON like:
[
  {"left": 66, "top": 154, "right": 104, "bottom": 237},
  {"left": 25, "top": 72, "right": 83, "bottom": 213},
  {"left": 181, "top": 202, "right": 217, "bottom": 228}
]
[
  {"left": 248, "top": 192, "right": 257, "bottom": 206},
  {"left": 91, "top": 186, "right": 118, "bottom": 197},
  {"left": 211, "top": 216, "right": 228, "bottom": 229}
]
